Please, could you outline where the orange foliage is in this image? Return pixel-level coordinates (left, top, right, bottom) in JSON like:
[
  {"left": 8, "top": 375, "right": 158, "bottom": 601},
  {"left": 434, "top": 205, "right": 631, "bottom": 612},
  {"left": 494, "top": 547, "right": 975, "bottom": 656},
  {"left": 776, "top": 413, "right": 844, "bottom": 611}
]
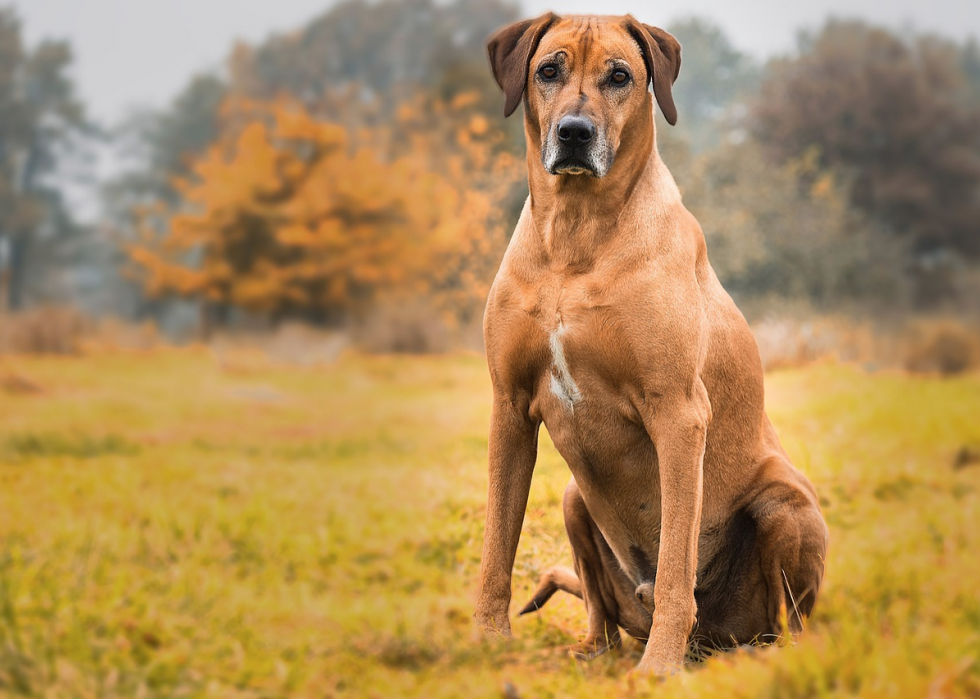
[{"left": 128, "top": 96, "right": 524, "bottom": 325}]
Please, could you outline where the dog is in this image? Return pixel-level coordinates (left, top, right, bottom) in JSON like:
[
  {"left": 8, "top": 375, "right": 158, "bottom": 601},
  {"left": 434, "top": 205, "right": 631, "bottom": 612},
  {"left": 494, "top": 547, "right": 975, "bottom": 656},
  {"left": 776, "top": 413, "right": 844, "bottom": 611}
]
[{"left": 474, "top": 14, "right": 829, "bottom": 676}]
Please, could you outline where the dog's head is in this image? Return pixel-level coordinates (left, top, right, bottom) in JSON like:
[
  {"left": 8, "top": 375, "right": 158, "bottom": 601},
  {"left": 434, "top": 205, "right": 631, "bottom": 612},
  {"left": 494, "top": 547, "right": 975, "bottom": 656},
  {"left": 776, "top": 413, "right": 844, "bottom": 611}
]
[{"left": 488, "top": 14, "right": 680, "bottom": 178}]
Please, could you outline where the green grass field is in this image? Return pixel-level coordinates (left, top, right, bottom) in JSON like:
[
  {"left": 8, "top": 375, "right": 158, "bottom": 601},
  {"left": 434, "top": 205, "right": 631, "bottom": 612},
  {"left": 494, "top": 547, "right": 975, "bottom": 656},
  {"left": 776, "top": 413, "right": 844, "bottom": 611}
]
[{"left": 1, "top": 349, "right": 979, "bottom": 697}]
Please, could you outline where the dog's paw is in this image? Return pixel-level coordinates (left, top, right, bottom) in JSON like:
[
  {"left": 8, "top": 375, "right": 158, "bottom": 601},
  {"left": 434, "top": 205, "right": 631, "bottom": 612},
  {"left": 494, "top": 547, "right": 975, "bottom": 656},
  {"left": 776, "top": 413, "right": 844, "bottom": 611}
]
[
  {"left": 634, "top": 582, "right": 656, "bottom": 614},
  {"left": 473, "top": 610, "right": 513, "bottom": 639},
  {"left": 568, "top": 634, "right": 621, "bottom": 661},
  {"left": 632, "top": 654, "right": 683, "bottom": 678}
]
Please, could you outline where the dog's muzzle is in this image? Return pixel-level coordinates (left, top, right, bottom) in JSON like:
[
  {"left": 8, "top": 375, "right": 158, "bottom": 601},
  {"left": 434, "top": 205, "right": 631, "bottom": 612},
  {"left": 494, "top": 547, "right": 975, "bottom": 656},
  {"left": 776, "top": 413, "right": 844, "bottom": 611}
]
[{"left": 543, "top": 115, "right": 613, "bottom": 177}]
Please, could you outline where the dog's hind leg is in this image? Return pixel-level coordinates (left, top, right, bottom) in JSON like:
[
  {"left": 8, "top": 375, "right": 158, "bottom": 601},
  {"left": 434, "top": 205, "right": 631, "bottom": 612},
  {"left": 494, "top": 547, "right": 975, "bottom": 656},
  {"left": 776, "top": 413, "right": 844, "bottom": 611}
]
[
  {"left": 749, "top": 457, "right": 828, "bottom": 638},
  {"left": 557, "top": 479, "right": 652, "bottom": 658},
  {"left": 562, "top": 480, "right": 622, "bottom": 659},
  {"left": 687, "top": 456, "right": 828, "bottom": 650}
]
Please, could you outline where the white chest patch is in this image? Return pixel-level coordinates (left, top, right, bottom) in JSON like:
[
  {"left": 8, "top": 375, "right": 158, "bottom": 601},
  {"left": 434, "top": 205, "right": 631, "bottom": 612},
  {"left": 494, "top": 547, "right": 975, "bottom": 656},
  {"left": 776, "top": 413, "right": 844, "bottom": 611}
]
[{"left": 549, "top": 321, "right": 581, "bottom": 411}]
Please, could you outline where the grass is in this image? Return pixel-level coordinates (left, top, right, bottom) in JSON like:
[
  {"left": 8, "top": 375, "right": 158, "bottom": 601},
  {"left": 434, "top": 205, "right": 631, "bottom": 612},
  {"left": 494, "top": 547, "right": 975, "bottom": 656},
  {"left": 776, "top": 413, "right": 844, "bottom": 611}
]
[{"left": 0, "top": 349, "right": 978, "bottom": 697}]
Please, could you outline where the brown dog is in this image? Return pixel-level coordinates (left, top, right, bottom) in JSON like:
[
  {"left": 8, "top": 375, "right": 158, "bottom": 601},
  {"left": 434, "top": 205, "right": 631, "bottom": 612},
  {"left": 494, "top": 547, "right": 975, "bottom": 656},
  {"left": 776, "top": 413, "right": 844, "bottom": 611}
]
[{"left": 474, "top": 14, "right": 829, "bottom": 676}]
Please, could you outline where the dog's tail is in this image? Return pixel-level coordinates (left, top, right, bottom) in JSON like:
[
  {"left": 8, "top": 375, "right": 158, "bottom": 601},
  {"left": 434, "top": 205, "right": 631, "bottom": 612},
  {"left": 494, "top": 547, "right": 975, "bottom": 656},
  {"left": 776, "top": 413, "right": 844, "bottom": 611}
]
[{"left": 518, "top": 566, "right": 582, "bottom": 615}]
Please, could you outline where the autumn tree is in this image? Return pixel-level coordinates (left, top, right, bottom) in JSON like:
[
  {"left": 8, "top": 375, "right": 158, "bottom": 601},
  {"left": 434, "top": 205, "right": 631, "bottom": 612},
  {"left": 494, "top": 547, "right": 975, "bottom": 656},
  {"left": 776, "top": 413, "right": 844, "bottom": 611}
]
[
  {"left": 127, "top": 100, "right": 517, "bottom": 331},
  {"left": 107, "top": 0, "right": 525, "bottom": 330}
]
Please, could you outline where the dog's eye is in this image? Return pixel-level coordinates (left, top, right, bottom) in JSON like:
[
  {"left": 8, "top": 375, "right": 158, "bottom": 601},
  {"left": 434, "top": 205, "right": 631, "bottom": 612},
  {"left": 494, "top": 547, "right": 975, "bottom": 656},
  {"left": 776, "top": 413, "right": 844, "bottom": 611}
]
[
  {"left": 610, "top": 69, "right": 630, "bottom": 86},
  {"left": 538, "top": 64, "right": 559, "bottom": 81}
]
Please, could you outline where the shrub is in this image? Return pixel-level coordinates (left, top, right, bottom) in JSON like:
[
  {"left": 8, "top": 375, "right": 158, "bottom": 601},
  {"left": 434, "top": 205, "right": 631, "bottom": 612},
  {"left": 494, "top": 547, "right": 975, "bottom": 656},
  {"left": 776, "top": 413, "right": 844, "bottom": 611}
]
[
  {"left": 352, "top": 301, "right": 452, "bottom": 354},
  {"left": 0, "top": 306, "right": 92, "bottom": 355},
  {"left": 903, "top": 319, "right": 980, "bottom": 376}
]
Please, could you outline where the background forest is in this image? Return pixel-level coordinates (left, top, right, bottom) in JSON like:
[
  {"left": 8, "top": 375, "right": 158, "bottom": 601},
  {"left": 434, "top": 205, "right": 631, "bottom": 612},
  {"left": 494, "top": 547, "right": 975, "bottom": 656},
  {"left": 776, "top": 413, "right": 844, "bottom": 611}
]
[{"left": 3, "top": 0, "right": 980, "bottom": 358}]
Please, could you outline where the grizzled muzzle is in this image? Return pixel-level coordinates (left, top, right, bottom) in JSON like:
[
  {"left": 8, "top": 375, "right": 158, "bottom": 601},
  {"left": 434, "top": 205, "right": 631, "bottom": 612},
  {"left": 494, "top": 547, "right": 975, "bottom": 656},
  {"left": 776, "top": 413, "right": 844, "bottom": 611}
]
[{"left": 543, "top": 114, "right": 615, "bottom": 177}]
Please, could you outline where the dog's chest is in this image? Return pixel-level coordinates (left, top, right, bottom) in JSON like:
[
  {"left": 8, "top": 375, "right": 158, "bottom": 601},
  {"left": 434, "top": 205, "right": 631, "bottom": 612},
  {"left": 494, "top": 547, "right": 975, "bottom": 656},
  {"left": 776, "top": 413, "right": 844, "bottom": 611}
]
[
  {"left": 547, "top": 319, "right": 580, "bottom": 410},
  {"left": 526, "top": 276, "right": 636, "bottom": 417}
]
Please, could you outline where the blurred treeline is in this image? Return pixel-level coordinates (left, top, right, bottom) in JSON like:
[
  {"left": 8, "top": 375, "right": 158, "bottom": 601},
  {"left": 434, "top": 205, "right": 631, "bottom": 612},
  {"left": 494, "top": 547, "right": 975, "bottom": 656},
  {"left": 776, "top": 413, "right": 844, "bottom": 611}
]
[{"left": 2, "top": 1, "right": 980, "bottom": 347}]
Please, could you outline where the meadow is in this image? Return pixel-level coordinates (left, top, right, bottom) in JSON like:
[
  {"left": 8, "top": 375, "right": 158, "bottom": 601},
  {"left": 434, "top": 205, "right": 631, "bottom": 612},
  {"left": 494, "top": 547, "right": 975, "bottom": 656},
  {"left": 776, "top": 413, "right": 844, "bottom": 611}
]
[{"left": 0, "top": 348, "right": 978, "bottom": 698}]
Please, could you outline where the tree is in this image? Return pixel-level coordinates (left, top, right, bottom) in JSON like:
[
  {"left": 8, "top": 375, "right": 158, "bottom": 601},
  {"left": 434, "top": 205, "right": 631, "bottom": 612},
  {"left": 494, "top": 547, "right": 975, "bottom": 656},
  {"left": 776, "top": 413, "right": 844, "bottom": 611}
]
[
  {"left": 753, "top": 20, "right": 980, "bottom": 305},
  {"left": 229, "top": 0, "right": 516, "bottom": 112},
  {"left": 108, "top": 74, "right": 226, "bottom": 207},
  {"left": 105, "top": 0, "right": 525, "bottom": 330},
  {"left": 127, "top": 100, "right": 518, "bottom": 331},
  {"left": 226, "top": 0, "right": 524, "bottom": 155},
  {"left": 678, "top": 140, "right": 902, "bottom": 307},
  {"left": 665, "top": 17, "right": 759, "bottom": 150},
  {"left": 0, "top": 7, "right": 87, "bottom": 311}
]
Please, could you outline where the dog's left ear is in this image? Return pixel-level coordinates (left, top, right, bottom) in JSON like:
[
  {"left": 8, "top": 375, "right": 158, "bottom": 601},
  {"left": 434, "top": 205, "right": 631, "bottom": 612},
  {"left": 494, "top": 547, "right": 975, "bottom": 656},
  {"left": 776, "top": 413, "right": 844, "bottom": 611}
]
[
  {"left": 625, "top": 17, "right": 682, "bottom": 126},
  {"left": 487, "top": 13, "right": 559, "bottom": 117}
]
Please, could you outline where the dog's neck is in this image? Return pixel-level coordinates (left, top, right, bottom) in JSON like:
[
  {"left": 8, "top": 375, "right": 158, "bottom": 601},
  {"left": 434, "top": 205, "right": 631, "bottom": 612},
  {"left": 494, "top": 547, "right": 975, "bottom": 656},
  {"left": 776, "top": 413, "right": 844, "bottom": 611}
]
[{"left": 524, "top": 104, "right": 680, "bottom": 270}]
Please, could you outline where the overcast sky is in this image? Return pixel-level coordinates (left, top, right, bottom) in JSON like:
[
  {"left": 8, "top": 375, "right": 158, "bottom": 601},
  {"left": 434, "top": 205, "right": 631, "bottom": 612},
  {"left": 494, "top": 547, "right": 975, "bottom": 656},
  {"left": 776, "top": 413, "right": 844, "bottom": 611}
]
[{"left": 12, "top": 0, "right": 980, "bottom": 125}]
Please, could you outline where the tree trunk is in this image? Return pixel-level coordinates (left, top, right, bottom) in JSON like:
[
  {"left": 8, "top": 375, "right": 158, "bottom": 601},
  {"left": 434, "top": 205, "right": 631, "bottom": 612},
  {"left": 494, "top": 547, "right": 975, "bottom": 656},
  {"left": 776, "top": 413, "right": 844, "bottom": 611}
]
[{"left": 5, "top": 236, "right": 26, "bottom": 311}]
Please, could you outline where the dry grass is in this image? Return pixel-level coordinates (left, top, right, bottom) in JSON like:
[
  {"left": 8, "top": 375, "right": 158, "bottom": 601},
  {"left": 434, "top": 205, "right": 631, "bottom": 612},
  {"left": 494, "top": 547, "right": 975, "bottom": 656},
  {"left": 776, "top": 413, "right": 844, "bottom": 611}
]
[
  {"left": 0, "top": 304, "right": 472, "bottom": 361},
  {"left": 752, "top": 315, "right": 980, "bottom": 375},
  {"left": 0, "top": 306, "right": 93, "bottom": 355},
  {"left": 0, "top": 349, "right": 978, "bottom": 697},
  {"left": 0, "top": 367, "right": 44, "bottom": 395},
  {"left": 0, "top": 308, "right": 166, "bottom": 357},
  {"left": 352, "top": 301, "right": 453, "bottom": 354}
]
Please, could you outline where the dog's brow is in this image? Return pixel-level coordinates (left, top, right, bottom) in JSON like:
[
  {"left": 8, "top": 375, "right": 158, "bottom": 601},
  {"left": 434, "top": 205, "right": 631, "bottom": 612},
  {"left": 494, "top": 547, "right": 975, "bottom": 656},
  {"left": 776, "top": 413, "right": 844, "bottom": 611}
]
[
  {"left": 574, "top": 19, "right": 599, "bottom": 94},
  {"left": 538, "top": 50, "right": 567, "bottom": 63},
  {"left": 570, "top": 16, "right": 591, "bottom": 40}
]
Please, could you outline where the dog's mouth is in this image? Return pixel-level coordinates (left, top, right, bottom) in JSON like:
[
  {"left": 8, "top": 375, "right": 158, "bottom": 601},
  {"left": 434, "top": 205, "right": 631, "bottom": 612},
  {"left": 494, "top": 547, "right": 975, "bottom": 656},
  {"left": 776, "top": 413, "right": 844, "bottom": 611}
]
[
  {"left": 542, "top": 132, "right": 613, "bottom": 178},
  {"left": 549, "top": 159, "right": 599, "bottom": 177}
]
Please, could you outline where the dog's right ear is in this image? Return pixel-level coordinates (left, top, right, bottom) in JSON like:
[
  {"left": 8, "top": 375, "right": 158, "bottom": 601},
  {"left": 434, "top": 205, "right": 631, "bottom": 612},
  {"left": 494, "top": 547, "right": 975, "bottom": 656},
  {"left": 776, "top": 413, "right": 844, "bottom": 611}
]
[{"left": 487, "top": 13, "right": 559, "bottom": 118}]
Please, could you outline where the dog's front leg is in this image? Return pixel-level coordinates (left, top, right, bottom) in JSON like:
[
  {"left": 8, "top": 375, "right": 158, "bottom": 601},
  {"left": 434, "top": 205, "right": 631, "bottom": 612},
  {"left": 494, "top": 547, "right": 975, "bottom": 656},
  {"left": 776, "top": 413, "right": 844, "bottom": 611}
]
[
  {"left": 636, "top": 382, "right": 710, "bottom": 676},
  {"left": 475, "top": 395, "right": 539, "bottom": 637}
]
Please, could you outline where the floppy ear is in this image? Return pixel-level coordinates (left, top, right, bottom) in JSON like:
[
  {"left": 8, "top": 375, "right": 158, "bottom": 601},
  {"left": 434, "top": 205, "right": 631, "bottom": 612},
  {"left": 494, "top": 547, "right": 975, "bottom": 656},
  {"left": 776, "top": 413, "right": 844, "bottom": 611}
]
[
  {"left": 624, "top": 17, "right": 682, "bottom": 126},
  {"left": 487, "top": 13, "right": 559, "bottom": 117}
]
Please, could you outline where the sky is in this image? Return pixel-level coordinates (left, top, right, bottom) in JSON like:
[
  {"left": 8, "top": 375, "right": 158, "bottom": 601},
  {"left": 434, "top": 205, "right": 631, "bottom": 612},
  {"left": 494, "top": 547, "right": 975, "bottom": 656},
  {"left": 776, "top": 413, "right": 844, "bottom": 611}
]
[{"left": 13, "top": 0, "right": 980, "bottom": 127}]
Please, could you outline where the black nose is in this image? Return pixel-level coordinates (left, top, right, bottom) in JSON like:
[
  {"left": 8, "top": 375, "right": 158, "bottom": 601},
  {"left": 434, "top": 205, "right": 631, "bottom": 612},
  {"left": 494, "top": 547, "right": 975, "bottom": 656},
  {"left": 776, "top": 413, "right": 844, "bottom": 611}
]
[{"left": 557, "top": 115, "right": 596, "bottom": 144}]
